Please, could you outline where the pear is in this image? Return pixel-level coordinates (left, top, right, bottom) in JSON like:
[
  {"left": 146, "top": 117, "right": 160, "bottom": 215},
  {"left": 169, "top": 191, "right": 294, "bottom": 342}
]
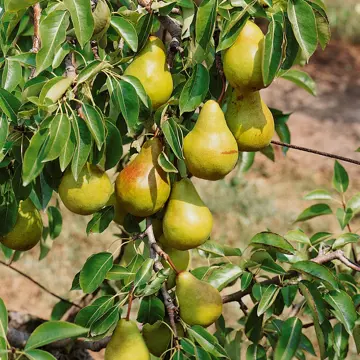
[
  {"left": 162, "top": 178, "right": 213, "bottom": 250},
  {"left": 124, "top": 36, "right": 173, "bottom": 109},
  {"left": 105, "top": 319, "right": 150, "bottom": 360},
  {"left": 225, "top": 90, "right": 274, "bottom": 151},
  {"left": 0, "top": 199, "right": 43, "bottom": 251},
  {"left": 160, "top": 237, "right": 191, "bottom": 289},
  {"left": 115, "top": 138, "right": 170, "bottom": 217},
  {"left": 142, "top": 320, "right": 184, "bottom": 357},
  {"left": 176, "top": 272, "right": 223, "bottom": 327},
  {"left": 183, "top": 100, "right": 238, "bottom": 180},
  {"left": 59, "top": 163, "right": 113, "bottom": 215},
  {"left": 223, "top": 21, "right": 265, "bottom": 93},
  {"left": 107, "top": 192, "right": 127, "bottom": 225}
]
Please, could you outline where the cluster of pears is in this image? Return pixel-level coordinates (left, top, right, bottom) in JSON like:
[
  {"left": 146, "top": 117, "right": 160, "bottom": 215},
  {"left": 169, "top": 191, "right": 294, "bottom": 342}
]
[{"left": 223, "top": 20, "right": 275, "bottom": 151}]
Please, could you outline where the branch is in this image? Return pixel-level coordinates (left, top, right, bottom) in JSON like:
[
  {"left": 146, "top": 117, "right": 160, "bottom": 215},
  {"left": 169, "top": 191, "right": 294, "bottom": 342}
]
[
  {"left": 145, "top": 218, "right": 180, "bottom": 345},
  {"left": 271, "top": 140, "right": 360, "bottom": 167},
  {"left": 30, "top": 3, "right": 41, "bottom": 78},
  {"left": 0, "top": 260, "right": 81, "bottom": 309},
  {"left": 222, "top": 250, "right": 360, "bottom": 304}
]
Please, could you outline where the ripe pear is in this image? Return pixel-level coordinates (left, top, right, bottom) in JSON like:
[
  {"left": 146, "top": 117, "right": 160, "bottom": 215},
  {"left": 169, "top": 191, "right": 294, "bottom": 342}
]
[
  {"left": 124, "top": 36, "right": 173, "bottom": 109},
  {"left": 0, "top": 199, "right": 42, "bottom": 251},
  {"left": 176, "top": 272, "right": 223, "bottom": 327},
  {"left": 107, "top": 192, "right": 127, "bottom": 225},
  {"left": 183, "top": 100, "right": 238, "bottom": 180},
  {"left": 160, "top": 237, "right": 191, "bottom": 289},
  {"left": 225, "top": 90, "right": 275, "bottom": 151},
  {"left": 162, "top": 178, "right": 213, "bottom": 250},
  {"left": 223, "top": 21, "right": 265, "bottom": 93},
  {"left": 105, "top": 319, "right": 150, "bottom": 360},
  {"left": 59, "top": 163, "right": 113, "bottom": 215},
  {"left": 115, "top": 138, "right": 170, "bottom": 217},
  {"left": 142, "top": 320, "right": 184, "bottom": 357}
]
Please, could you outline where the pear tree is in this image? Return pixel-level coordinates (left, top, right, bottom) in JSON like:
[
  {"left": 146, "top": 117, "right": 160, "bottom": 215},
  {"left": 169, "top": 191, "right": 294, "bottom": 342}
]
[{"left": 1, "top": 0, "right": 359, "bottom": 359}]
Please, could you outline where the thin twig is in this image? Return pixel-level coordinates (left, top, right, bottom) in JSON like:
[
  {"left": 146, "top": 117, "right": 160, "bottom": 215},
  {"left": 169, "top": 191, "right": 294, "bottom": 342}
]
[
  {"left": 30, "top": 3, "right": 41, "bottom": 78},
  {"left": 145, "top": 218, "right": 180, "bottom": 347},
  {"left": 271, "top": 140, "right": 360, "bottom": 166},
  {"left": 222, "top": 250, "right": 360, "bottom": 304},
  {"left": 126, "top": 285, "right": 135, "bottom": 321},
  {"left": 0, "top": 260, "right": 81, "bottom": 308}
]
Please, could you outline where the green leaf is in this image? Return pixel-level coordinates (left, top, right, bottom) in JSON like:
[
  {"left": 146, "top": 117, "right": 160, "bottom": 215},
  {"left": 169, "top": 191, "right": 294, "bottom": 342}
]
[
  {"left": 274, "top": 318, "right": 302, "bottom": 360},
  {"left": 281, "top": 16, "right": 300, "bottom": 70},
  {"left": 5, "top": 0, "right": 39, "bottom": 11},
  {"left": 91, "top": 305, "right": 120, "bottom": 336},
  {"left": 246, "top": 344, "right": 266, "bottom": 360},
  {"left": 206, "top": 264, "right": 242, "bottom": 291},
  {"left": 281, "top": 285, "right": 298, "bottom": 307},
  {"left": 284, "top": 229, "right": 310, "bottom": 245},
  {"left": 303, "top": 189, "right": 332, "bottom": 201},
  {"left": 121, "top": 75, "right": 150, "bottom": 109},
  {"left": 106, "top": 265, "right": 133, "bottom": 281},
  {"left": 0, "top": 116, "right": 8, "bottom": 151},
  {"left": 59, "top": 127, "right": 76, "bottom": 172},
  {"left": 258, "top": 284, "right": 280, "bottom": 316},
  {"left": 136, "top": 13, "right": 154, "bottom": 51},
  {"left": 24, "top": 350, "right": 57, "bottom": 360},
  {"left": 188, "top": 326, "right": 228, "bottom": 358},
  {"left": 245, "top": 305, "right": 263, "bottom": 343},
  {"left": 291, "top": 261, "right": 339, "bottom": 290},
  {"left": 314, "top": 8, "right": 330, "bottom": 50},
  {"left": 25, "top": 321, "right": 88, "bottom": 350},
  {"left": 23, "top": 129, "right": 48, "bottom": 186},
  {"left": 81, "top": 104, "right": 105, "bottom": 151},
  {"left": 35, "top": 10, "right": 69, "bottom": 76},
  {"left": 133, "top": 258, "right": 154, "bottom": 289},
  {"left": 137, "top": 297, "right": 165, "bottom": 325},
  {"left": 333, "top": 160, "right": 349, "bottom": 193},
  {"left": 158, "top": 151, "right": 178, "bottom": 173},
  {"left": 2, "top": 59, "right": 22, "bottom": 92},
  {"left": 262, "top": 15, "right": 283, "bottom": 86},
  {"left": 64, "top": 0, "right": 94, "bottom": 48},
  {"left": 295, "top": 203, "right": 332, "bottom": 222},
  {"left": 104, "top": 121, "right": 123, "bottom": 170},
  {"left": 179, "top": 64, "right": 210, "bottom": 114},
  {"left": 332, "top": 233, "right": 360, "bottom": 250},
  {"left": 0, "top": 299, "right": 7, "bottom": 340},
  {"left": 336, "top": 207, "right": 353, "bottom": 230},
  {"left": 86, "top": 206, "right": 114, "bottom": 235},
  {"left": 198, "top": 240, "right": 242, "bottom": 257},
  {"left": 50, "top": 301, "right": 72, "bottom": 321},
  {"left": 250, "top": 232, "right": 295, "bottom": 255},
  {"left": 323, "top": 290, "right": 357, "bottom": 334},
  {"left": 0, "top": 88, "right": 21, "bottom": 123},
  {"left": 77, "top": 61, "right": 109, "bottom": 85},
  {"left": 333, "top": 323, "right": 349, "bottom": 358},
  {"left": 41, "top": 114, "right": 71, "bottom": 162},
  {"left": 161, "top": 118, "right": 184, "bottom": 159},
  {"left": 279, "top": 69, "right": 316, "bottom": 95},
  {"left": 0, "top": 189, "right": 17, "bottom": 236},
  {"left": 71, "top": 116, "right": 92, "bottom": 181},
  {"left": 80, "top": 252, "right": 113, "bottom": 294},
  {"left": 111, "top": 16, "right": 138, "bottom": 52},
  {"left": 298, "top": 282, "right": 325, "bottom": 359},
  {"left": 196, "top": 0, "right": 217, "bottom": 50},
  {"left": 347, "top": 193, "right": 360, "bottom": 215},
  {"left": 47, "top": 207, "right": 62, "bottom": 240},
  {"left": 260, "top": 258, "right": 287, "bottom": 275},
  {"left": 287, "top": 0, "right": 317, "bottom": 61},
  {"left": 241, "top": 272, "right": 253, "bottom": 291},
  {"left": 238, "top": 152, "right": 255, "bottom": 172}
]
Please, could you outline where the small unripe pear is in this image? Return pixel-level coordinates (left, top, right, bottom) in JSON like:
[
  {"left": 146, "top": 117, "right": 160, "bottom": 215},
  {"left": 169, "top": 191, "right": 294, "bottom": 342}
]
[
  {"left": 0, "top": 199, "right": 42, "bottom": 251},
  {"left": 176, "top": 272, "right": 223, "bottom": 327},
  {"left": 59, "top": 163, "right": 112, "bottom": 215}
]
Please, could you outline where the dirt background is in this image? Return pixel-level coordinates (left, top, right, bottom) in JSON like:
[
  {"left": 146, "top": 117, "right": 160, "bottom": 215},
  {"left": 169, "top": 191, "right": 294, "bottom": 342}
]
[{"left": 1, "top": 39, "right": 360, "bottom": 358}]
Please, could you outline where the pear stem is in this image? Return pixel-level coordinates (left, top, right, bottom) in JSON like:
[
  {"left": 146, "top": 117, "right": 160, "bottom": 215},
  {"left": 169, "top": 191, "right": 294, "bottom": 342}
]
[{"left": 125, "top": 285, "right": 135, "bottom": 321}]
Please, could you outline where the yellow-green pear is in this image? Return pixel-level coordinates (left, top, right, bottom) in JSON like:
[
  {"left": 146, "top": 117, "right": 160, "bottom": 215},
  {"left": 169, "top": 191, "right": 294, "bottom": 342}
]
[
  {"left": 160, "top": 237, "right": 191, "bottom": 289},
  {"left": 183, "top": 100, "right": 238, "bottom": 180},
  {"left": 59, "top": 163, "right": 113, "bottom": 215},
  {"left": 107, "top": 192, "right": 127, "bottom": 225},
  {"left": 115, "top": 138, "right": 171, "bottom": 217},
  {"left": 0, "top": 199, "right": 42, "bottom": 251},
  {"left": 105, "top": 319, "right": 150, "bottom": 360},
  {"left": 142, "top": 320, "right": 184, "bottom": 357},
  {"left": 176, "top": 272, "right": 223, "bottom": 327},
  {"left": 124, "top": 36, "right": 173, "bottom": 109},
  {"left": 225, "top": 90, "right": 274, "bottom": 151},
  {"left": 223, "top": 21, "right": 265, "bottom": 93},
  {"left": 119, "top": 240, "right": 141, "bottom": 267},
  {"left": 162, "top": 178, "right": 213, "bottom": 250}
]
